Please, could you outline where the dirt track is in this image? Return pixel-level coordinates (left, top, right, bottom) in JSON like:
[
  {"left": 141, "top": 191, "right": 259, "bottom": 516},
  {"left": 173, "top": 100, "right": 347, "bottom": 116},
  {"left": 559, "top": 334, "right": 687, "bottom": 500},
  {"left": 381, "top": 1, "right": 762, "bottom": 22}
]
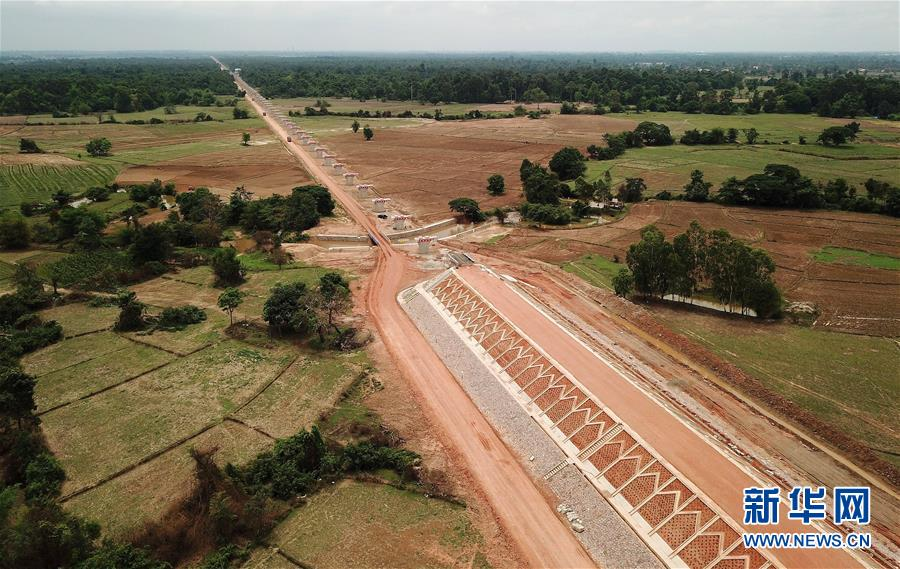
[{"left": 238, "top": 76, "right": 597, "bottom": 568}]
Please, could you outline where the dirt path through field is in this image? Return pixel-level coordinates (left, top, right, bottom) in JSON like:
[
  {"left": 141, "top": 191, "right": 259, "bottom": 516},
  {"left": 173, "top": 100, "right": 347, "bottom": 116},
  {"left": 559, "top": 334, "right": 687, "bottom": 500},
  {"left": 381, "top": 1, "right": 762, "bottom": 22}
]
[{"left": 235, "top": 70, "right": 596, "bottom": 569}]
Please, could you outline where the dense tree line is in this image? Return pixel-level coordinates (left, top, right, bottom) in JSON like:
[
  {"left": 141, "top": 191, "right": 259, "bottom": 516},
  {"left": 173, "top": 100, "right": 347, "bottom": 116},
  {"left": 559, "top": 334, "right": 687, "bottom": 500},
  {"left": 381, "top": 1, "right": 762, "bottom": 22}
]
[
  {"left": 223, "top": 55, "right": 900, "bottom": 118},
  {"left": 619, "top": 222, "right": 782, "bottom": 317},
  {"left": 713, "top": 164, "right": 900, "bottom": 215},
  {"left": 0, "top": 58, "right": 240, "bottom": 115}
]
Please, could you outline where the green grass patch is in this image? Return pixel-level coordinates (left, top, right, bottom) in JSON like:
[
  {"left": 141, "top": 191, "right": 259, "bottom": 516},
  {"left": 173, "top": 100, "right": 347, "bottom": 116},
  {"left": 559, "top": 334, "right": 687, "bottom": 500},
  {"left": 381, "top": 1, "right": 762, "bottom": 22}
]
[
  {"left": 40, "top": 339, "right": 295, "bottom": 494},
  {"left": 21, "top": 330, "right": 133, "bottom": 378},
  {"left": 652, "top": 308, "right": 900, "bottom": 466},
  {"left": 35, "top": 342, "right": 175, "bottom": 412},
  {"left": 239, "top": 251, "right": 302, "bottom": 272},
  {"left": 811, "top": 247, "right": 900, "bottom": 270},
  {"left": 65, "top": 421, "right": 272, "bottom": 537},
  {"left": 562, "top": 254, "right": 624, "bottom": 291},
  {"left": 37, "top": 302, "right": 119, "bottom": 337},
  {"left": 0, "top": 163, "right": 120, "bottom": 208},
  {"left": 269, "top": 480, "right": 485, "bottom": 569},
  {"left": 235, "top": 350, "right": 370, "bottom": 439}
]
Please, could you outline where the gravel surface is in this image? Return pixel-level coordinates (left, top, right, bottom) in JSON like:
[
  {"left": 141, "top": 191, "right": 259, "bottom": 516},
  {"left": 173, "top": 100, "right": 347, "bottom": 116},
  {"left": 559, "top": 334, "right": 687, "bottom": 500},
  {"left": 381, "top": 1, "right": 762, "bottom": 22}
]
[{"left": 403, "top": 290, "right": 663, "bottom": 569}]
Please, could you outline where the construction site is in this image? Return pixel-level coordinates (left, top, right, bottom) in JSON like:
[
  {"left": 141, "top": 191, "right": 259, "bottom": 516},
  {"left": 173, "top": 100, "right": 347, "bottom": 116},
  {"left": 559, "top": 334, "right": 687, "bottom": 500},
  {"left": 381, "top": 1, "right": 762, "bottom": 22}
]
[{"left": 222, "top": 59, "right": 900, "bottom": 569}]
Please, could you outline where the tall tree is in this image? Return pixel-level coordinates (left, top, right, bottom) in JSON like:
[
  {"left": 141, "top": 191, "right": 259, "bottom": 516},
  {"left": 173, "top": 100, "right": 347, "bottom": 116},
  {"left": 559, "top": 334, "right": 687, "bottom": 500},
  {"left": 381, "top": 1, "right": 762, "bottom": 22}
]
[{"left": 683, "top": 169, "right": 712, "bottom": 202}]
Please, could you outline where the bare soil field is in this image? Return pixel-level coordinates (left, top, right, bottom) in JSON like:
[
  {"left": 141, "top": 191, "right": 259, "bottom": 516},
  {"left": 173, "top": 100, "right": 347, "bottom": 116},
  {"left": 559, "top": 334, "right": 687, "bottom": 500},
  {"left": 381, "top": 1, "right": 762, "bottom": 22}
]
[
  {"left": 467, "top": 201, "right": 900, "bottom": 336},
  {"left": 321, "top": 114, "right": 638, "bottom": 222},
  {"left": 114, "top": 135, "right": 313, "bottom": 197}
]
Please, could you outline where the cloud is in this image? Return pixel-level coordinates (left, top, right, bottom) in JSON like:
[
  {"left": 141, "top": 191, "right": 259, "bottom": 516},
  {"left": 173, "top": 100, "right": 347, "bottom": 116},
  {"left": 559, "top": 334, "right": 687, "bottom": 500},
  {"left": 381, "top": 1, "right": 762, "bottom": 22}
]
[{"left": 2, "top": 1, "right": 898, "bottom": 52}]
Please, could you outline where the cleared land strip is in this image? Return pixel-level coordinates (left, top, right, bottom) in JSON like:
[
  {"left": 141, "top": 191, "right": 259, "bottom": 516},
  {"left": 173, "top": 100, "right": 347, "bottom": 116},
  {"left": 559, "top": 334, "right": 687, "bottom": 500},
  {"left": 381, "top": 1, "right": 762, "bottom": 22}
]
[{"left": 427, "top": 267, "right": 865, "bottom": 569}]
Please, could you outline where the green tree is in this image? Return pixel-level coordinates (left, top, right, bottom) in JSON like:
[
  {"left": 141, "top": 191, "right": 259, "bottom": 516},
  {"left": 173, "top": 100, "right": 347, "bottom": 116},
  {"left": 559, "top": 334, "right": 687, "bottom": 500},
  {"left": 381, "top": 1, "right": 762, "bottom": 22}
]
[
  {"left": 211, "top": 248, "right": 243, "bottom": 286},
  {"left": 612, "top": 268, "right": 634, "bottom": 297},
  {"left": 114, "top": 291, "right": 146, "bottom": 331},
  {"left": 633, "top": 122, "right": 674, "bottom": 146},
  {"left": 548, "top": 147, "right": 587, "bottom": 180},
  {"left": 217, "top": 288, "right": 244, "bottom": 326},
  {"left": 618, "top": 177, "right": 646, "bottom": 202},
  {"left": 626, "top": 225, "right": 677, "bottom": 298},
  {"left": 129, "top": 223, "right": 172, "bottom": 265},
  {"left": 362, "top": 126, "right": 374, "bottom": 141},
  {"left": 78, "top": 541, "right": 171, "bottom": 569},
  {"left": 263, "top": 282, "right": 316, "bottom": 336},
  {"left": 448, "top": 198, "right": 486, "bottom": 222},
  {"left": 521, "top": 87, "right": 548, "bottom": 110},
  {"left": 25, "top": 452, "right": 66, "bottom": 503},
  {"left": 291, "top": 185, "right": 334, "bottom": 216},
  {"left": 486, "top": 174, "right": 505, "bottom": 196},
  {"left": 13, "top": 263, "right": 45, "bottom": 306},
  {"left": 351, "top": 120, "right": 360, "bottom": 133},
  {"left": 64, "top": 210, "right": 106, "bottom": 250},
  {"left": 742, "top": 128, "right": 759, "bottom": 144},
  {"left": 241, "top": 132, "right": 250, "bottom": 146},
  {"left": 683, "top": 169, "right": 712, "bottom": 202},
  {"left": 817, "top": 126, "right": 855, "bottom": 146},
  {"left": 85, "top": 137, "right": 112, "bottom": 157},
  {"left": 0, "top": 366, "right": 37, "bottom": 430},
  {"left": 316, "top": 272, "right": 352, "bottom": 343},
  {"left": 0, "top": 214, "right": 31, "bottom": 249},
  {"left": 18, "top": 138, "right": 42, "bottom": 153},
  {"left": 522, "top": 165, "right": 561, "bottom": 205}
]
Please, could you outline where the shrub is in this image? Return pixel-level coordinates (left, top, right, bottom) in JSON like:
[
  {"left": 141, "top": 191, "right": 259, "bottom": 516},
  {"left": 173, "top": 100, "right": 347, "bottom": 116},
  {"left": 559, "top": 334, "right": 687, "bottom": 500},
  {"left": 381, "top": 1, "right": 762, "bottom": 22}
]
[
  {"left": 155, "top": 306, "right": 206, "bottom": 331},
  {"left": 114, "top": 291, "right": 146, "bottom": 331},
  {"left": 24, "top": 452, "right": 66, "bottom": 502},
  {"left": 211, "top": 248, "right": 243, "bottom": 286},
  {"left": 0, "top": 214, "right": 31, "bottom": 249}
]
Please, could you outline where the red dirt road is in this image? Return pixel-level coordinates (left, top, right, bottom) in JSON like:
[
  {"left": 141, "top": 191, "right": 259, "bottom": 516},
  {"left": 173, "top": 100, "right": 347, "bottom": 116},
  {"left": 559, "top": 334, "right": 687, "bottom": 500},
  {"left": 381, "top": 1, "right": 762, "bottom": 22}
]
[
  {"left": 236, "top": 75, "right": 596, "bottom": 568},
  {"left": 458, "top": 265, "right": 866, "bottom": 569}
]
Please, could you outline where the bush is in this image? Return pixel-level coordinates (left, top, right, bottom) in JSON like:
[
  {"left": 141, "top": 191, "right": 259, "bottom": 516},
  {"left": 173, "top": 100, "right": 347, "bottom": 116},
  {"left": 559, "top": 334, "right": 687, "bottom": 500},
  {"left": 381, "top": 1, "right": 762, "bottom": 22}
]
[
  {"left": 0, "top": 214, "right": 30, "bottom": 249},
  {"left": 24, "top": 452, "right": 66, "bottom": 502},
  {"left": 520, "top": 203, "right": 572, "bottom": 225},
  {"left": 211, "top": 248, "right": 243, "bottom": 287},
  {"left": 155, "top": 306, "right": 206, "bottom": 331},
  {"left": 114, "top": 291, "right": 146, "bottom": 331}
]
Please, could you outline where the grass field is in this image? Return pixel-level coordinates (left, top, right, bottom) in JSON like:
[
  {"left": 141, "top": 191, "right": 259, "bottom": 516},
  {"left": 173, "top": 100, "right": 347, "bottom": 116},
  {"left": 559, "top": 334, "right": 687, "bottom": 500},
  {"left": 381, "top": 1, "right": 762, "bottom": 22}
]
[
  {"left": 235, "top": 350, "right": 370, "bottom": 439},
  {"left": 66, "top": 420, "right": 272, "bottom": 536},
  {"left": 571, "top": 112, "right": 900, "bottom": 193},
  {"left": 23, "top": 102, "right": 255, "bottom": 125},
  {"left": 265, "top": 480, "right": 489, "bottom": 569},
  {"left": 37, "top": 302, "right": 119, "bottom": 337},
  {"left": 0, "top": 162, "right": 120, "bottom": 208},
  {"left": 607, "top": 111, "right": 900, "bottom": 144},
  {"left": 41, "top": 338, "right": 295, "bottom": 494},
  {"left": 0, "top": 115, "right": 268, "bottom": 208},
  {"left": 288, "top": 114, "right": 427, "bottom": 139},
  {"left": 561, "top": 254, "right": 624, "bottom": 291},
  {"left": 652, "top": 307, "right": 900, "bottom": 466},
  {"left": 812, "top": 246, "right": 900, "bottom": 270}
]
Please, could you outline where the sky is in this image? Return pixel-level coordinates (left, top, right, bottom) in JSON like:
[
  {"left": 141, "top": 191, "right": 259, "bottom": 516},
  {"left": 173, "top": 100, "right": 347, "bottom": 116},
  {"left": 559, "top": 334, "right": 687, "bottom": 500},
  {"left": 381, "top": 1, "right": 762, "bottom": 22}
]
[{"left": 2, "top": 1, "right": 899, "bottom": 53}]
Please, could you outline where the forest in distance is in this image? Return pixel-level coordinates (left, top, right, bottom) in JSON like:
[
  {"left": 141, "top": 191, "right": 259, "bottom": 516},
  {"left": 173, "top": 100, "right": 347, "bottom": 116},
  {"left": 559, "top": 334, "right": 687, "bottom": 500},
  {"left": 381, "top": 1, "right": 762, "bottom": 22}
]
[{"left": 2, "top": 53, "right": 899, "bottom": 118}]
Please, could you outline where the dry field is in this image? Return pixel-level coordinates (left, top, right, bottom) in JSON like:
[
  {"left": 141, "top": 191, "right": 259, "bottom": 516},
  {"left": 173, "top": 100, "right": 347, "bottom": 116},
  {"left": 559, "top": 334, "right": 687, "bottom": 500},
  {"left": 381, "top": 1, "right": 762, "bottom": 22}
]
[
  {"left": 321, "top": 114, "right": 638, "bottom": 222},
  {"left": 466, "top": 201, "right": 900, "bottom": 336}
]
